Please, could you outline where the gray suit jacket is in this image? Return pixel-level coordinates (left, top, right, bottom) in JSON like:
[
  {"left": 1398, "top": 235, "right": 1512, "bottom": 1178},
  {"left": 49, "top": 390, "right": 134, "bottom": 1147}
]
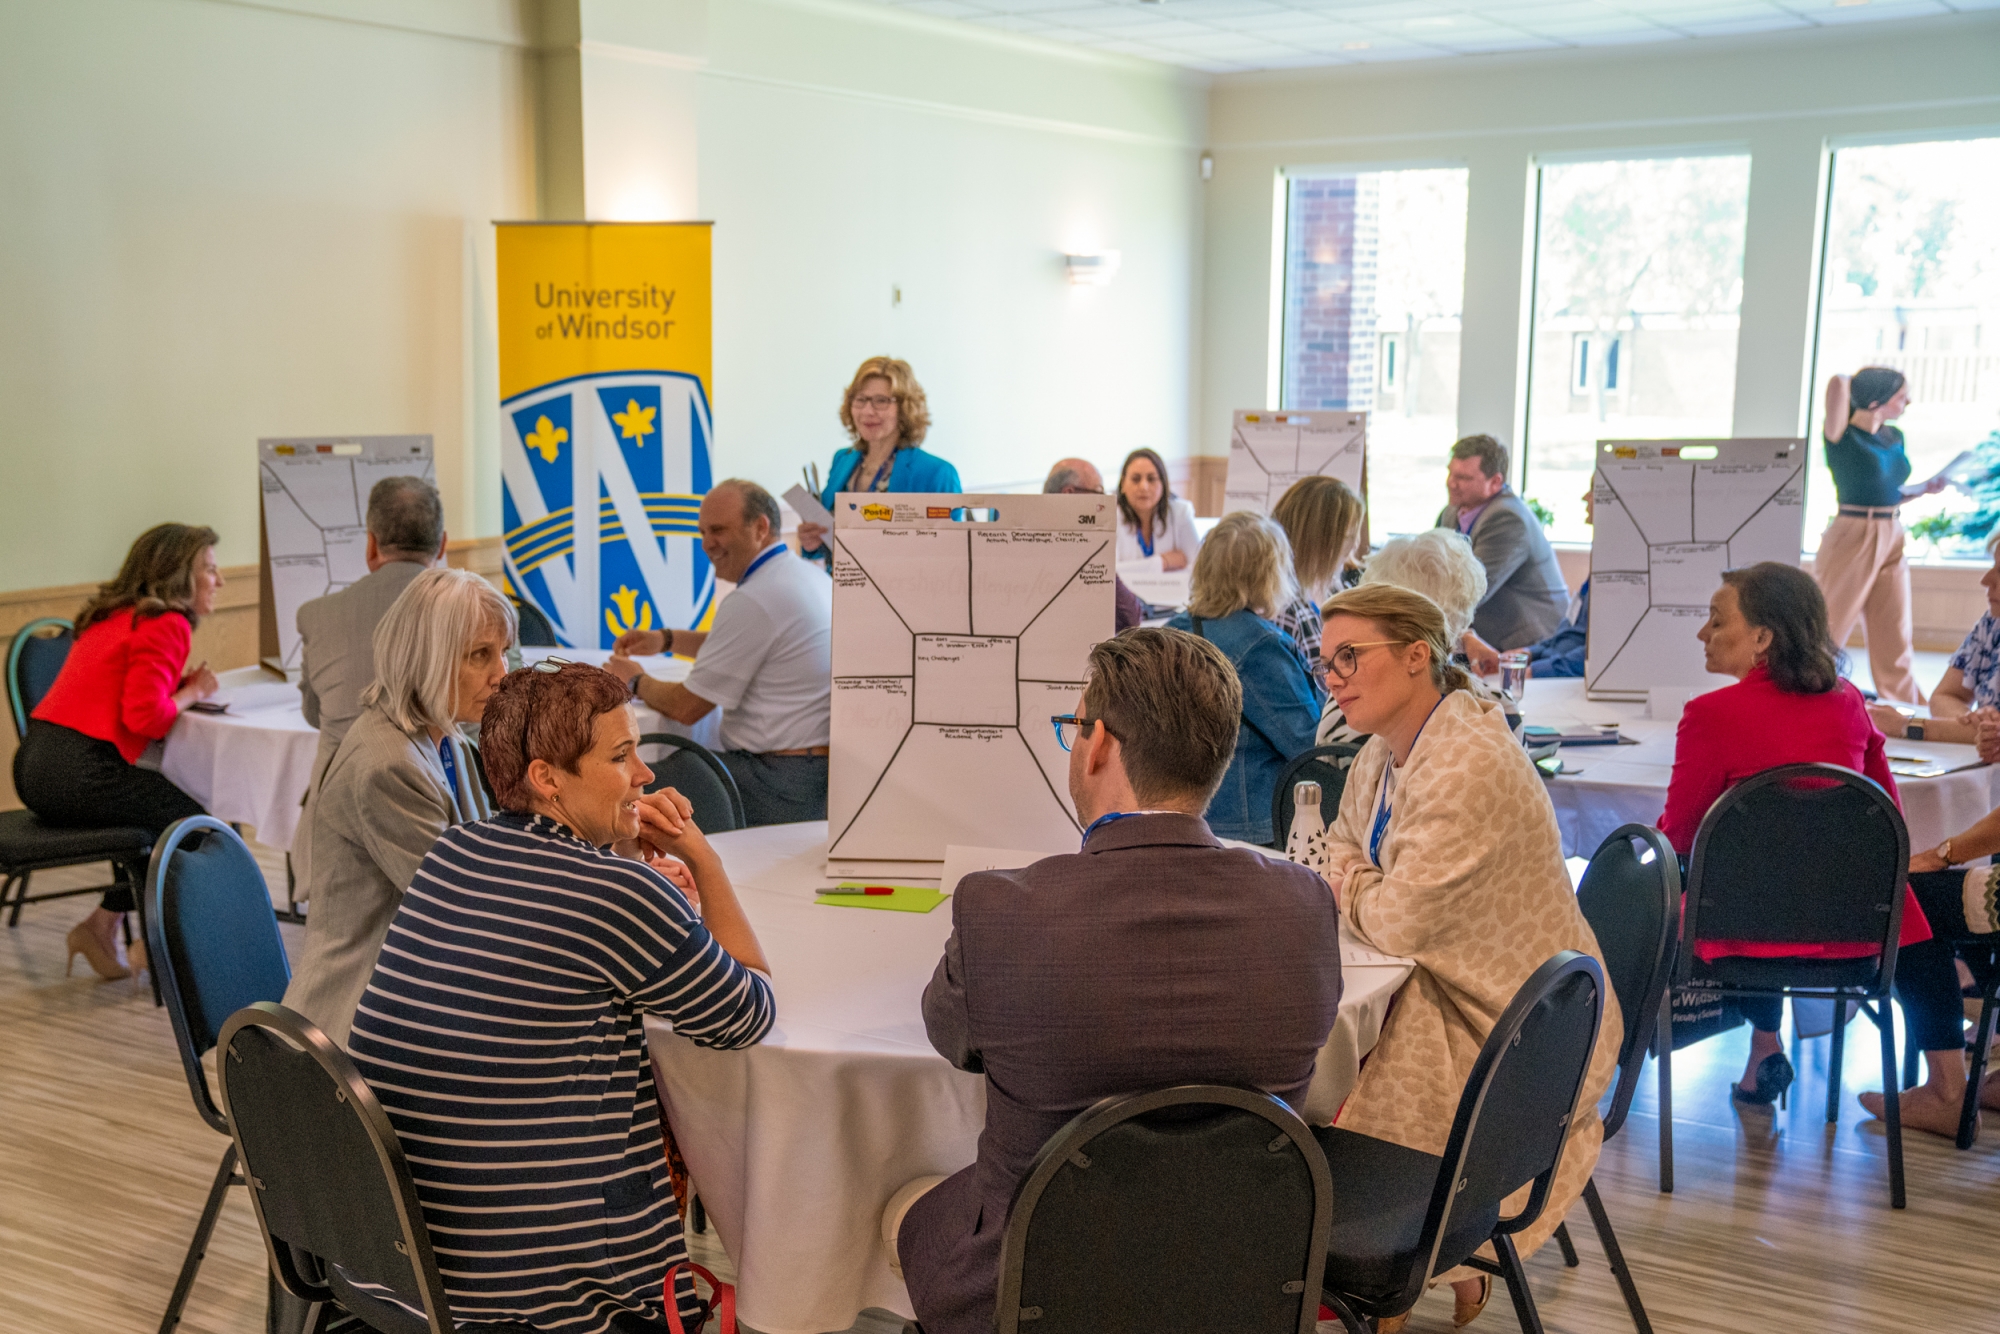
[
  {"left": 298, "top": 559, "right": 427, "bottom": 761},
  {"left": 899, "top": 813, "right": 1344, "bottom": 1334},
  {"left": 281, "top": 702, "right": 491, "bottom": 1046},
  {"left": 1436, "top": 490, "right": 1570, "bottom": 650}
]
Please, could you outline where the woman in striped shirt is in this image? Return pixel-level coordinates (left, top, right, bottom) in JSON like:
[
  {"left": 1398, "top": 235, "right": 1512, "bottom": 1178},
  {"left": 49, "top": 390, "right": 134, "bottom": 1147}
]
[{"left": 350, "top": 660, "right": 773, "bottom": 1334}]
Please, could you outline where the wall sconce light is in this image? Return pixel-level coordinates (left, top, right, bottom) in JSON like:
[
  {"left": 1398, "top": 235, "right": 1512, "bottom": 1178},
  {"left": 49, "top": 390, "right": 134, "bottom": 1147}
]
[{"left": 1064, "top": 251, "right": 1122, "bottom": 286}]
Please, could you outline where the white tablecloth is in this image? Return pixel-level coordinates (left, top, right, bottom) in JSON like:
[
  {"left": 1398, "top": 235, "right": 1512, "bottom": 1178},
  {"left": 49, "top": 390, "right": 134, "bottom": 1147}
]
[
  {"left": 1526, "top": 677, "right": 2000, "bottom": 857},
  {"left": 647, "top": 822, "right": 1412, "bottom": 1334},
  {"left": 157, "top": 651, "right": 720, "bottom": 853}
]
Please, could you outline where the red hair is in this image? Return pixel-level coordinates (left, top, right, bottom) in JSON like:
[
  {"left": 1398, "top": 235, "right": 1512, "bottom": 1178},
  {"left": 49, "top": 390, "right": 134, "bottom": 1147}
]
[{"left": 480, "top": 662, "right": 632, "bottom": 811}]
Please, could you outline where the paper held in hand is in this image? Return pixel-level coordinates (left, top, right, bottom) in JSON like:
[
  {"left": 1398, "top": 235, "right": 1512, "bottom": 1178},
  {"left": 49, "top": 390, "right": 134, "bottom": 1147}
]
[
  {"left": 782, "top": 484, "right": 835, "bottom": 531},
  {"left": 1117, "top": 556, "right": 1192, "bottom": 611}
]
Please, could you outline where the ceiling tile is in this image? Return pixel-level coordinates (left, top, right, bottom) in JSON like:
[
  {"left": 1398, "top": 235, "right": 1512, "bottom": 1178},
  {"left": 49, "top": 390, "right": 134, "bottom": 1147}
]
[{"left": 849, "top": 0, "right": 1958, "bottom": 71}]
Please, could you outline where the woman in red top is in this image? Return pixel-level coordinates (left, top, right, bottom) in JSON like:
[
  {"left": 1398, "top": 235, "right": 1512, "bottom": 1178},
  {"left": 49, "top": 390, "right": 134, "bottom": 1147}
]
[
  {"left": 15, "top": 524, "right": 223, "bottom": 979},
  {"left": 1659, "top": 563, "right": 1929, "bottom": 1108}
]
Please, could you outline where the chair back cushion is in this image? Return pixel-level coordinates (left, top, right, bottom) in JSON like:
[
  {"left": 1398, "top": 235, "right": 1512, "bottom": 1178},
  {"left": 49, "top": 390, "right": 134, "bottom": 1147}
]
[
  {"left": 999, "top": 1086, "right": 1327, "bottom": 1334},
  {"left": 218, "top": 1006, "right": 443, "bottom": 1326},
  {"left": 640, "top": 735, "right": 745, "bottom": 833},
  {"left": 512, "top": 600, "right": 559, "bottom": 647},
  {"left": 1575, "top": 826, "right": 1677, "bottom": 1070},
  {"left": 7, "top": 619, "right": 73, "bottom": 739},
  {"left": 1687, "top": 764, "right": 1906, "bottom": 947},
  {"left": 1271, "top": 744, "right": 1360, "bottom": 849},
  {"left": 155, "top": 820, "right": 292, "bottom": 1061},
  {"left": 1433, "top": 954, "right": 1603, "bottom": 1249}
]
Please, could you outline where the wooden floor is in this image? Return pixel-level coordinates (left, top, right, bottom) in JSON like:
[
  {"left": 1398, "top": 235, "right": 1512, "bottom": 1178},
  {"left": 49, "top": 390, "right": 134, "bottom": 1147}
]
[{"left": 3, "top": 853, "right": 1997, "bottom": 1334}]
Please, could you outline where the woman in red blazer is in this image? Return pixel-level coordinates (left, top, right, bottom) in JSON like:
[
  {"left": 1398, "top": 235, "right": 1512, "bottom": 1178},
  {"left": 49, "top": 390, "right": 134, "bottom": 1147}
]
[
  {"left": 15, "top": 524, "right": 223, "bottom": 979},
  {"left": 1660, "top": 562, "right": 1930, "bottom": 1108}
]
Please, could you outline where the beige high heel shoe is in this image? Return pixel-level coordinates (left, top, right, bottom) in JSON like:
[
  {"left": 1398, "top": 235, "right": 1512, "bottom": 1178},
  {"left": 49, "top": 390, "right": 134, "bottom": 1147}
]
[
  {"left": 1454, "top": 1274, "right": 1492, "bottom": 1326},
  {"left": 66, "top": 924, "right": 131, "bottom": 980},
  {"left": 127, "top": 935, "right": 148, "bottom": 978}
]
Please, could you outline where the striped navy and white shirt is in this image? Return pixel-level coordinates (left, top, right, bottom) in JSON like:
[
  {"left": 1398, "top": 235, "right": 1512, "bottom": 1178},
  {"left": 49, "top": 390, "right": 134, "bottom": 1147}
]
[{"left": 349, "top": 811, "right": 775, "bottom": 1334}]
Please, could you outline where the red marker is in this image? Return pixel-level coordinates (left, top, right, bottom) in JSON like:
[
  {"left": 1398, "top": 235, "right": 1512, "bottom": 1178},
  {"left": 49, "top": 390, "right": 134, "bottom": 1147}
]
[{"left": 822, "top": 885, "right": 897, "bottom": 896}]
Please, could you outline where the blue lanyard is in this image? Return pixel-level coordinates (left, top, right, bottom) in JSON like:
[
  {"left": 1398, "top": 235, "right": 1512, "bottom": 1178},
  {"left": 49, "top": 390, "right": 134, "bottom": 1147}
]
[
  {"left": 1083, "top": 809, "right": 1179, "bottom": 841},
  {"left": 437, "top": 736, "right": 461, "bottom": 808},
  {"left": 740, "top": 542, "right": 787, "bottom": 585},
  {"left": 1135, "top": 522, "right": 1155, "bottom": 557},
  {"left": 1367, "top": 694, "right": 1447, "bottom": 866}
]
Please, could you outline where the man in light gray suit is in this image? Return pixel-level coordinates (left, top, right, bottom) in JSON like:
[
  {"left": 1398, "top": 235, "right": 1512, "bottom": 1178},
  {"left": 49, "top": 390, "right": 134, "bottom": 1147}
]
[
  {"left": 1433, "top": 434, "right": 1569, "bottom": 656},
  {"left": 294, "top": 477, "right": 445, "bottom": 882}
]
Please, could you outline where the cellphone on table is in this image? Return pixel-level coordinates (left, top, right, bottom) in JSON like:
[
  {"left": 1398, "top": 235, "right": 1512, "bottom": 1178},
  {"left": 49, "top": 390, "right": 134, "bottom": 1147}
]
[{"left": 185, "top": 700, "right": 228, "bottom": 714}]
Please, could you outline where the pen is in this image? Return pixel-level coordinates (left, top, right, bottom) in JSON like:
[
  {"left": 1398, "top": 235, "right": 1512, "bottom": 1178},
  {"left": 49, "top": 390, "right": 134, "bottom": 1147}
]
[{"left": 822, "top": 886, "right": 895, "bottom": 895}]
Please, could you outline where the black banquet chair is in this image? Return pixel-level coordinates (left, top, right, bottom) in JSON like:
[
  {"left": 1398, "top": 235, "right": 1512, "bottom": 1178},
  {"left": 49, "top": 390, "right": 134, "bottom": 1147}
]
[
  {"left": 640, "top": 733, "right": 746, "bottom": 833},
  {"left": 1550, "top": 823, "right": 1679, "bottom": 1334},
  {"left": 216, "top": 1002, "right": 470, "bottom": 1334},
  {"left": 991, "top": 1084, "right": 1332, "bottom": 1334},
  {"left": 1677, "top": 762, "right": 1910, "bottom": 1208},
  {"left": 509, "top": 597, "right": 559, "bottom": 648},
  {"left": 1316, "top": 952, "right": 1607, "bottom": 1334},
  {"left": 1, "top": 616, "right": 154, "bottom": 930},
  {"left": 1270, "top": 743, "right": 1361, "bottom": 850},
  {"left": 144, "top": 816, "right": 292, "bottom": 1334}
]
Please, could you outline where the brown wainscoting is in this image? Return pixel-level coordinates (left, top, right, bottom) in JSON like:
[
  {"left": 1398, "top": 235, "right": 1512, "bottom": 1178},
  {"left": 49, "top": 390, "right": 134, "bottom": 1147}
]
[
  {"left": 1172, "top": 455, "right": 1228, "bottom": 518},
  {"left": 0, "top": 537, "right": 504, "bottom": 811}
]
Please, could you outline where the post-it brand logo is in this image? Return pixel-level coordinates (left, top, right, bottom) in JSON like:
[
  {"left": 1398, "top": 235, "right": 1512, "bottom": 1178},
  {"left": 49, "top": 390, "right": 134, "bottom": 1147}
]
[{"left": 861, "top": 504, "right": 894, "bottom": 522}]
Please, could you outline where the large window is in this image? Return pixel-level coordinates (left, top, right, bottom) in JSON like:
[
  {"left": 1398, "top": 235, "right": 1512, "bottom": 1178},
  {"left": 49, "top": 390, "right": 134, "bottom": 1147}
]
[
  {"left": 1523, "top": 154, "right": 1753, "bottom": 544},
  {"left": 1808, "top": 136, "right": 2000, "bottom": 559},
  {"left": 1281, "top": 166, "right": 1469, "bottom": 542}
]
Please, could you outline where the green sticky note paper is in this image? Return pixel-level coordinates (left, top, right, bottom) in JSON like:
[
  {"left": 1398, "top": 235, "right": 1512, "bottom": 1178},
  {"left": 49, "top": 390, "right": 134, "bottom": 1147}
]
[{"left": 814, "top": 883, "right": 949, "bottom": 913}]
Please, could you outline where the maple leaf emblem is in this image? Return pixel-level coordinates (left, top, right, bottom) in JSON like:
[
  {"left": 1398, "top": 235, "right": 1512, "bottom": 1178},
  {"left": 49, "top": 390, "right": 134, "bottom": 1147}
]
[{"left": 613, "top": 399, "right": 656, "bottom": 444}]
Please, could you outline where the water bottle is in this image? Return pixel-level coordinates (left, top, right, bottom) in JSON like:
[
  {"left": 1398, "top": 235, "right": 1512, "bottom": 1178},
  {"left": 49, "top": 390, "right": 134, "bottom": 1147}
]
[{"left": 1286, "top": 780, "right": 1324, "bottom": 862}]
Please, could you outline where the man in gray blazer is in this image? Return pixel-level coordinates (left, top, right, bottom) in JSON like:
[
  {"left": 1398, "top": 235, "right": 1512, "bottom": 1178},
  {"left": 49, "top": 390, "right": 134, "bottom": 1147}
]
[
  {"left": 892, "top": 628, "right": 1345, "bottom": 1334},
  {"left": 1434, "top": 434, "right": 1569, "bottom": 653},
  {"left": 294, "top": 477, "right": 445, "bottom": 885}
]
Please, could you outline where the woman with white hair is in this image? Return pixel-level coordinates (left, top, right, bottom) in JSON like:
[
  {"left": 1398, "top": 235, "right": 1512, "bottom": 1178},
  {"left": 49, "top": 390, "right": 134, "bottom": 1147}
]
[
  {"left": 1166, "top": 511, "right": 1323, "bottom": 844},
  {"left": 281, "top": 567, "right": 517, "bottom": 1046},
  {"left": 1318, "top": 529, "right": 1488, "bottom": 747}
]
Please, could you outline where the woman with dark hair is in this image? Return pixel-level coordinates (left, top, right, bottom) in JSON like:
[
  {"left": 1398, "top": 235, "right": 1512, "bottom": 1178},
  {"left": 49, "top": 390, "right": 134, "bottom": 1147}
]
[
  {"left": 1814, "top": 366, "right": 1944, "bottom": 705},
  {"left": 1114, "top": 448, "right": 1201, "bottom": 571},
  {"left": 348, "top": 660, "right": 772, "bottom": 1334},
  {"left": 16, "top": 523, "right": 223, "bottom": 979},
  {"left": 1659, "top": 562, "right": 1930, "bottom": 1107}
]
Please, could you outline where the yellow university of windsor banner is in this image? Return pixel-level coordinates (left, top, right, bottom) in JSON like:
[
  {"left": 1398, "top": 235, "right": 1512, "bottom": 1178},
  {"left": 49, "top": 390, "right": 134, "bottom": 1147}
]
[{"left": 497, "top": 222, "right": 715, "bottom": 647}]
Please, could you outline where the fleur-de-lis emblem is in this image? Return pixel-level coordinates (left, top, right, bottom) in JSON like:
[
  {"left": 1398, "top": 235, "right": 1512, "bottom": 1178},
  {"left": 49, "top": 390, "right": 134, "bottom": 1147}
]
[
  {"left": 613, "top": 399, "right": 656, "bottom": 444},
  {"left": 605, "top": 584, "right": 654, "bottom": 638},
  {"left": 526, "top": 415, "right": 568, "bottom": 464}
]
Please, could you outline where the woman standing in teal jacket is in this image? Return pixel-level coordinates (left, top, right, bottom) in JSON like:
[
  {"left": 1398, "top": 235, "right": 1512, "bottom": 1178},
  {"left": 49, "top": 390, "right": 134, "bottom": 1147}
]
[{"left": 797, "top": 356, "right": 961, "bottom": 564}]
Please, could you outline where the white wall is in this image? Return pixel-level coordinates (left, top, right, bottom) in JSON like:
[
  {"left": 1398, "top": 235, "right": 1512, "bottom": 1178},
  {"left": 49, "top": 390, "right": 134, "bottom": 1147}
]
[
  {"left": 697, "top": 0, "right": 1207, "bottom": 495},
  {"left": 0, "top": 0, "right": 538, "bottom": 589},
  {"left": 0, "top": 0, "right": 1207, "bottom": 593},
  {"left": 1202, "top": 15, "right": 2000, "bottom": 475}
]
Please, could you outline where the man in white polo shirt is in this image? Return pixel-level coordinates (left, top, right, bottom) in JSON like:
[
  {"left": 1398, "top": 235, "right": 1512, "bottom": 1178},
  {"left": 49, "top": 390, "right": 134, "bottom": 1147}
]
[{"left": 605, "top": 479, "right": 832, "bottom": 826}]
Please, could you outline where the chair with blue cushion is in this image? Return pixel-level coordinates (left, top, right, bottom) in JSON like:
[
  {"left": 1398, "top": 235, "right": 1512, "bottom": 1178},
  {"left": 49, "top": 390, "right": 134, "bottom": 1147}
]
[
  {"left": 145, "top": 816, "right": 292, "bottom": 1334},
  {"left": 1, "top": 617, "right": 154, "bottom": 929}
]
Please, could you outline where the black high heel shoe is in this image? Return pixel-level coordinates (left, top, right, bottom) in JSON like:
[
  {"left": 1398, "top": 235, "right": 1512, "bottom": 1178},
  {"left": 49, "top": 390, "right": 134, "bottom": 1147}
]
[{"left": 1731, "top": 1052, "right": 1795, "bottom": 1106}]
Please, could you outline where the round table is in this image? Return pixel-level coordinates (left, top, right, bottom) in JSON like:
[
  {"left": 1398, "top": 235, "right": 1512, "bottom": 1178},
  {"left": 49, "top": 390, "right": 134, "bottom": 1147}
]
[
  {"left": 1525, "top": 677, "right": 2000, "bottom": 858},
  {"left": 646, "top": 822, "right": 1413, "bottom": 1334},
  {"left": 156, "top": 649, "right": 719, "bottom": 853}
]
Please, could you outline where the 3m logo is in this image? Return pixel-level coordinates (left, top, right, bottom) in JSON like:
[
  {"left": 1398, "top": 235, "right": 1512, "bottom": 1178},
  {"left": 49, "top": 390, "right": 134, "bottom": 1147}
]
[
  {"left": 927, "top": 507, "right": 954, "bottom": 518},
  {"left": 1078, "top": 514, "right": 1097, "bottom": 524},
  {"left": 861, "top": 504, "right": 894, "bottom": 522}
]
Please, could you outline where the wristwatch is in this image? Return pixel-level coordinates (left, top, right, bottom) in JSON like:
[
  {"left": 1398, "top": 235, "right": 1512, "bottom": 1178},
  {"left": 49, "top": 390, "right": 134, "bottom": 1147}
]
[
  {"left": 1906, "top": 720, "right": 1926, "bottom": 741},
  {"left": 1940, "top": 838, "right": 1958, "bottom": 867}
]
